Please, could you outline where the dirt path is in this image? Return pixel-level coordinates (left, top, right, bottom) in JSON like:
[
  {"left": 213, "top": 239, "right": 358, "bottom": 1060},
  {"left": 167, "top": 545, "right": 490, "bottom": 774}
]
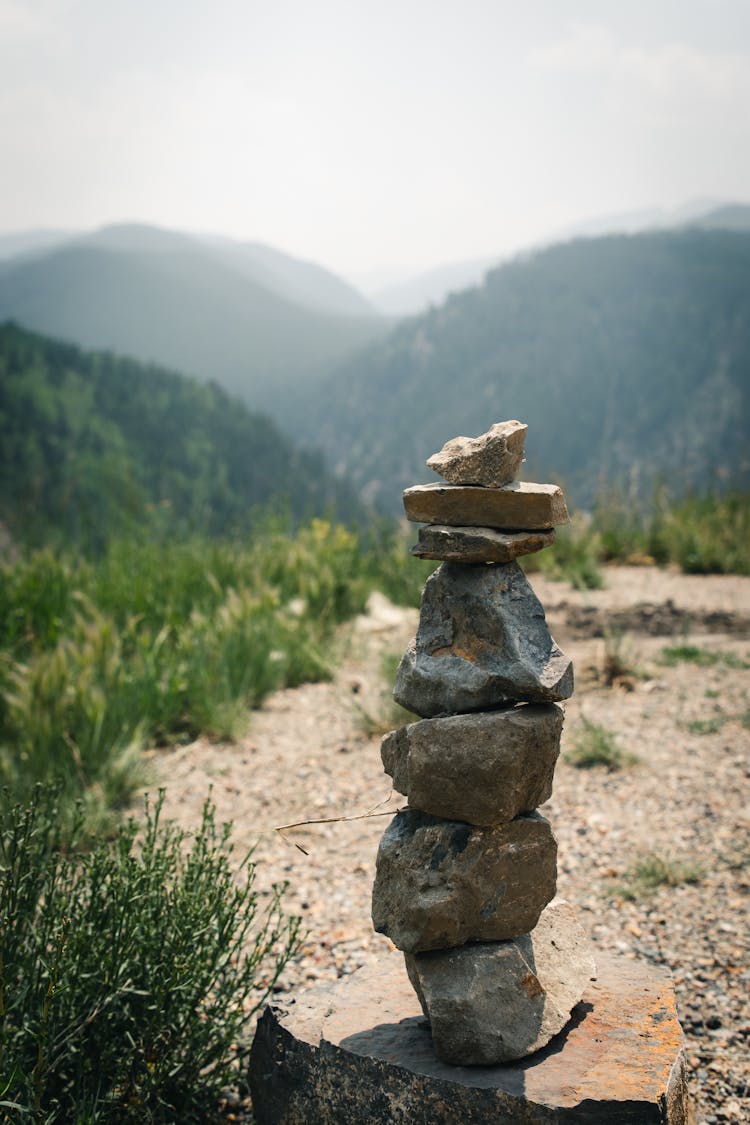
[{"left": 148, "top": 566, "right": 750, "bottom": 1124}]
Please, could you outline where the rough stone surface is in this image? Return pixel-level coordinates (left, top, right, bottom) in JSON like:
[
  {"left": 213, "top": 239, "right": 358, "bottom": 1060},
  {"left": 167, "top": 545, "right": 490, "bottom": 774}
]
[
  {"left": 394, "top": 561, "right": 573, "bottom": 717},
  {"left": 381, "top": 704, "right": 563, "bottom": 825},
  {"left": 404, "top": 899, "right": 597, "bottom": 1065},
  {"left": 403, "top": 481, "right": 569, "bottom": 530},
  {"left": 371, "top": 809, "right": 556, "bottom": 953},
  {"left": 411, "top": 523, "right": 556, "bottom": 563},
  {"left": 248, "top": 952, "right": 693, "bottom": 1124},
  {"left": 426, "top": 420, "right": 527, "bottom": 487}
]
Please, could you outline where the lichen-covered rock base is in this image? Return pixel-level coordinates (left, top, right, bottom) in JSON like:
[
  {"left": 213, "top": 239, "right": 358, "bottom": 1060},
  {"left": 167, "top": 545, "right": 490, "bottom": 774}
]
[{"left": 248, "top": 952, "right": 693, "bottom": 1124}]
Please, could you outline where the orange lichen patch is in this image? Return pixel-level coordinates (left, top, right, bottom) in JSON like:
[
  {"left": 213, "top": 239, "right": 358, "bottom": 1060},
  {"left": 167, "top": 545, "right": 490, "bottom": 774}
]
[
  {"left": 520, "top": 971, "right": 544, "bottom": 999},
  {"left": 255, "top": 951, "right": 692, "bottom": 1124},
  {"left": 430, "top": 644, "right": 480, "bottom": 664}
]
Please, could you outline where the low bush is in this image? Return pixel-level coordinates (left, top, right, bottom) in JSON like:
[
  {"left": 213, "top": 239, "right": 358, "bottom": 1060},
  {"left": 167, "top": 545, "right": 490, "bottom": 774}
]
[
  {"left": 612, "top": 853, "right": 704, "bottom": 900},
  {"left": 565, "top": 719, "right": 640, "bottom": 771},
  {"left": 0, "top": 785, "right": 301, "bottom": 1123}
]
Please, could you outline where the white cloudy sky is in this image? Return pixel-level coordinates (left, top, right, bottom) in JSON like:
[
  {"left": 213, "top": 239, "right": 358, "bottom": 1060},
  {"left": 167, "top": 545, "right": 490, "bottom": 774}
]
[{"left": 1, "top": 0, "right": 749, "bottom": 275}]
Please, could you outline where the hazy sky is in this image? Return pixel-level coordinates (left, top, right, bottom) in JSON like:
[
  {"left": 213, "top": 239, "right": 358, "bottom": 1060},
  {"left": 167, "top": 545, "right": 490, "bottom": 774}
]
[{"left": 1, "top": 0, "right": 749, "bottom": 276}]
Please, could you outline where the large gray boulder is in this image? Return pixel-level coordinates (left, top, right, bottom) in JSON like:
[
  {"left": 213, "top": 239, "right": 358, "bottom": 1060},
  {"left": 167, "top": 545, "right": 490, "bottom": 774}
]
[
  {"left": 403, "top": 481, "right": 569, "bottom": 530},
  {"left": 404, "top": 899, "right": 597, "bottom": 1065},
  {"left": 411, "top": 523, "right": 555, "bottom": 563},
  {"left": 426, "top": 421, "right": 527, "bottom": 487},
  {"left": 381, "top": 704, "right": 563, "bottom": 825},
  {"left": 394, "top": 562, "right": 573, "bottom": 717},
  {"left": 371, "top": 809, "right": 557, "bottom": 953}
]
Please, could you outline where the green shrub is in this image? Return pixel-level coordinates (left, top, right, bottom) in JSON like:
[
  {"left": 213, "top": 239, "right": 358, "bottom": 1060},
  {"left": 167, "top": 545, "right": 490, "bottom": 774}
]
[
  {"left": 565, "top": 719, "right": 640, "bottom": 770},
  {"left": 659, "top": 644, "right": 748, "bottom": 669},
  {"left": 612, "top": 853, "right": 704, "bottom": 900},
  {"left": 0, "top": 785, "right": 301, "bottom": 1123},
  {"left": 523, "top": 515, "right": 603, "bottom": 589}
]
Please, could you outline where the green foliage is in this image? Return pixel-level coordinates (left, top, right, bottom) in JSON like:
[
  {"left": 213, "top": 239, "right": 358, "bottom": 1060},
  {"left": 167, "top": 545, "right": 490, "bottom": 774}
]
[
  {"left": 0, "top": 521, "right": 426, "bottom": 821},
  {"left": 528, "top": 490, "right": 750, "bottom": 581},
  {"left": 613, "top": 853, "right": 704, "bottom": 900},
  {"left": 0, "top": 321, "right": 365, "bottom": 553},
  {"left": 683, "top": 714, "right": 728, "bottom": 736},
  {"left": 523, "top": 516, "right": 603, "bottom": 589},
  {"left": 565, "top": 719, "right": 640, "bottom": 770},
  {"left": 659, "top": 644, "right": 749, "bottom": 669},
  {"left": 595, "top": 489, "right": 750, "bottom": 575},
  {"left": 0, "top": 785, "right": 302, "bottom": 1123}
]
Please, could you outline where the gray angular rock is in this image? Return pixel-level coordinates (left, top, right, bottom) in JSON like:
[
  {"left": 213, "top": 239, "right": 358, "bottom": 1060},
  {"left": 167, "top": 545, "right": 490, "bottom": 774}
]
[
  {"left": 381, "top": 704, "right": 563, "bottom": 826},
  {"left": 403, "top": 481, "right": 569, "bottom": 530},
  {"left": 393, "top": 561, "right": 573, "bottom": 717},
  {"left": 371, "top": 809, "right": 556, "bottom": 953},
  {"left": 426, "top": 420, "right": 527, "bottom": 487},
  {"left": 404, "top": 899, "right": 597, "bottom": 1065},
  {"left": 411, "top": 523, "right": 555, "bottom": 563}
]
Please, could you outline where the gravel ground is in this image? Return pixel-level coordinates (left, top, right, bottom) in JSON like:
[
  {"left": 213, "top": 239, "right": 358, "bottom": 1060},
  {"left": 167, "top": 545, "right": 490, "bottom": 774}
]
[{"left": 148, "top": 566, "right": 750, "bottom": 1123}]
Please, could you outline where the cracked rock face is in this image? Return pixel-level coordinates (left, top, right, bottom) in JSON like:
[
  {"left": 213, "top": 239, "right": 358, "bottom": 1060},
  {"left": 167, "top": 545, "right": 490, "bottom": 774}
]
[
  {"left": 371, "top": 809, "right": 557, "bottom": 953},
  {"left": 404, "top": 899, "right": 597, "bottom": 1066},
  {"left": 393, "top": 562, "right": 573, "bottom": 717},
  {"left": 381, "top": 704, "right": 563, "bottom": 826},
  {"left": 426, "top": 420, "right": 527, "bottom": 487},
  {"left": 411, "top": 524, "right": 555, "bottom": 564}
]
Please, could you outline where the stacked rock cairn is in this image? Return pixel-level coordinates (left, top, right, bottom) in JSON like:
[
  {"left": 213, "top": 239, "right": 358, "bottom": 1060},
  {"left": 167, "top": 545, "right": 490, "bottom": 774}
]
[{"left": 371, "top": 420, "right": 597, "bottom": 1066}]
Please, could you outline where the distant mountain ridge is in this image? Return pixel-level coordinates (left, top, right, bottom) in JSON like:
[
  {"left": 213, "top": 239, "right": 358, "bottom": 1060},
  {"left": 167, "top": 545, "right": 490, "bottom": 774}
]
[
  {"left": 362, "top": 199, "right": 750, "bottom": 316},
  {"left": 0, "top": 223, "right": 386, "bottom": 407},
  {"left": 294, "top": 228, "right": 750, "bottom": 511},
  {"left": 0, "top": 321, "right": 365, "bottom": 549}
]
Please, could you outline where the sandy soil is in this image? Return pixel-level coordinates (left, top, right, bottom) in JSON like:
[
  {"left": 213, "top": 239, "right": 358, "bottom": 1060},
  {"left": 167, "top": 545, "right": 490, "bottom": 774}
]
[{"left": 147, "top": 565, "right": 750, "bottom": 1124}]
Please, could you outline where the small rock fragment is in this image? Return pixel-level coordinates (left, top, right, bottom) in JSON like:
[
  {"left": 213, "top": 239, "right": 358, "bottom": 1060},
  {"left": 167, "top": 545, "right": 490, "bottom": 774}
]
[
  {"left": 403, "top": 482, "right": 569, "bottom": 529},
  {"left": 393, "top": 561, "right": 573, "bottom": 717},
  {"left": 381, "top": 704, "right": 563, "bottom": 825},
  {"left": 404, "top": 899, "right": 597, "bottom": 1065},
  {"left": 371, "top": 809, "right": 557, "bottom": 953},
  {"left": 411, "top": 524, "right": 556, "bottom": 563},
  {"left": 426, "top": 420, "right": 527, "bottom": 487}
]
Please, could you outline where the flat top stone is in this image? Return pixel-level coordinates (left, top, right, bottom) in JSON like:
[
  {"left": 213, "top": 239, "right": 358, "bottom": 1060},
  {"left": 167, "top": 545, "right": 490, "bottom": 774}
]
[
  {"left": 427, "top": 421, "right": 527, "bottom": 487},
  {"left": 403, "top": 481, "right": 569, "bottom": 530},
  {"left": 254, "top": 951, "right": 689, "bottom": 1119}
]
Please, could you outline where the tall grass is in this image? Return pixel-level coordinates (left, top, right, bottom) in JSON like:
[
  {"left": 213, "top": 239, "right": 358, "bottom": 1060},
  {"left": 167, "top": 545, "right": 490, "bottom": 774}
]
[
  {"left": 525, "top": 489, "right": 750, "bottom": 586},
  {"left": 0, "top": 520, "right": 427, "bottom": 821},
  {"left": 594, "top": 488, "right": 750, "bottom": 575}
]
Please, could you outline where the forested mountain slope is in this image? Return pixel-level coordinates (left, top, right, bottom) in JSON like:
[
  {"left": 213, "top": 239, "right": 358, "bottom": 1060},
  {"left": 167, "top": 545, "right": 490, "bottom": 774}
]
[
  {"left": 0, "top": 322, "right": 364, "bottom": 549},
  {"left": 295, "top": 230, "right": 750, "bottom": 511},
  {"left": 0, "top": 225, "right": 386, "bottom": 407}
]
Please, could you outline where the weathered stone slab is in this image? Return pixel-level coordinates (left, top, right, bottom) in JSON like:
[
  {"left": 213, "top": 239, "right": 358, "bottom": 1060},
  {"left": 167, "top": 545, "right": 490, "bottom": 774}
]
[
  {"left": 371, "top": 809, "right": 556, "bottom": 953},
  {"left": 404, "top": 899, "right": 597, "bottom": 1065},
  {"left": 248, "top": 952, "right": 693, "bottom": 1124},
  {"left": 381, "top": 704, "right": 562, "bottom": 825},
  {"left": 394, "top": 562, "right": 573, "bottom": 717},
  {"left": 411, "top": 523, "right": 555, "bottom": 563},
  {"left": 403, "top": 481, "right": 569, "bottom": 530},
  {"left": 426, "top": 420, "right": 527, "bottom": 487}
]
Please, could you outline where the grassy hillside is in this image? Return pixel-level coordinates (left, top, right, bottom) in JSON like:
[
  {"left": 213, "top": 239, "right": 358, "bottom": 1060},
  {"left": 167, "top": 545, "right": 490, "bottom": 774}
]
[
  {"left": 0, "top": 321, "right": 364, "bottom": 550},
  {"left": 0, "top": 224, "right": 387, "bottom": 406},
  {"left": 293, "top": 229, "right": 750, "bottom": 511}
]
